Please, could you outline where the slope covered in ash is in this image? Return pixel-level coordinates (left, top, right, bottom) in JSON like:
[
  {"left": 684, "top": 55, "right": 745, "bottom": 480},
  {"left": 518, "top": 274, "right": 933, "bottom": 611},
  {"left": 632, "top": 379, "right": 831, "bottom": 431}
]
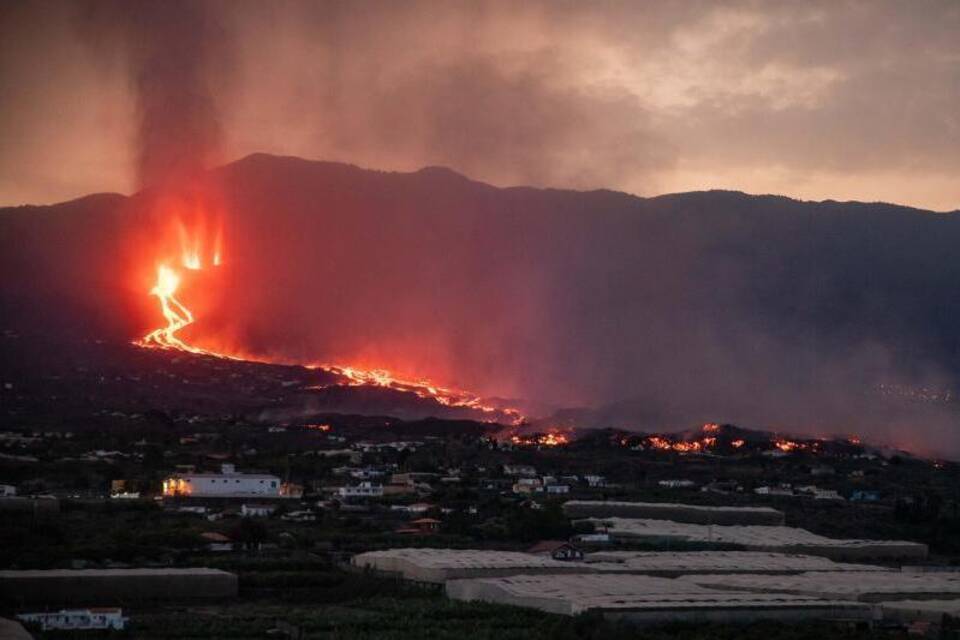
[
  {"left": 0, "top": 331, "right": 508, "bottom": 431},
  {"left": 1, "top": 154, "right": 959, "bottom": 452}
]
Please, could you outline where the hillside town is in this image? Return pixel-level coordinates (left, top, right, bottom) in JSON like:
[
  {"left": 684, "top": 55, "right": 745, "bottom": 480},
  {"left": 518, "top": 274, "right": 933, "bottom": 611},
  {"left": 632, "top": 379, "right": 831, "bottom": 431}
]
[{"left": 2, "top": 339, "right": 960, "bottom": 638}]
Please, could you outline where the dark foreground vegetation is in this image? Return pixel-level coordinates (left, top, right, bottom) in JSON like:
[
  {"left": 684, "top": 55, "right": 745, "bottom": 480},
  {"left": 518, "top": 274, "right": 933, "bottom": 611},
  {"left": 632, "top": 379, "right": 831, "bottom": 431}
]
[{"left": 22, "top": 562, "right": 908, "bottom": 640}]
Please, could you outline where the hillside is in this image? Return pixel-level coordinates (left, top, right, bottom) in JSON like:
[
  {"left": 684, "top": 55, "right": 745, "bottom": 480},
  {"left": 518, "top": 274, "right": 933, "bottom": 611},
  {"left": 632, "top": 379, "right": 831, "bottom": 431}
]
[{"left": 1, "top": 154, "right": 958, "bottom": 450}]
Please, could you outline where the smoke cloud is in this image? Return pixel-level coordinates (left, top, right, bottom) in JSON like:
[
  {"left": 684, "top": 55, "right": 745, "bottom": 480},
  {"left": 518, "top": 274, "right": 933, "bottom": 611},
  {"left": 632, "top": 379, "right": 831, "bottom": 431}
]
[
  {"left": 1, "top": 1, "right": 958, "bottom": 208},
  {"left": 72, "top": 0, "right": 232, "bottom": 188}
]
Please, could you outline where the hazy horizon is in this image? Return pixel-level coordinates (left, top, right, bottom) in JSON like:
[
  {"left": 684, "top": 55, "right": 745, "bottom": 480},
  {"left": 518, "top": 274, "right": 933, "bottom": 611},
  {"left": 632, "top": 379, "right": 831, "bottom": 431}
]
[{"left": 5, "top": 150, "right": 960, "bottom": 215}]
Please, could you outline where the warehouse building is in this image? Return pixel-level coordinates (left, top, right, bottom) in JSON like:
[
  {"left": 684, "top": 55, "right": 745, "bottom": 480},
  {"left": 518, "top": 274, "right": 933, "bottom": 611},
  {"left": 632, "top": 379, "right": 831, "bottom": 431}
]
[
  {"left": 0, "top": 568, "right": 238, "bottom": 605},
  {"left": 162, "top": 464, "right": 280, "bottom": 498},
  {"left": 588, "top": 517, "right": 928, "bottom": 560},
  {"left": 351, "top": 548, "right": 594, "bottom": 583},
  {"left": 584, "top": 551, "right": 888, "bottom": 576},
  {"left": 681, "top": 571, "right": 960, "bottom": 602},
  {"left": 351, "top": 548, "right": 888, "bottom": 583},
  {"left": 563, "top": 500, "right": 785, "bottom": 526},
  {"left": 446, "top": 573, "right": 871, "bottom": 624}
]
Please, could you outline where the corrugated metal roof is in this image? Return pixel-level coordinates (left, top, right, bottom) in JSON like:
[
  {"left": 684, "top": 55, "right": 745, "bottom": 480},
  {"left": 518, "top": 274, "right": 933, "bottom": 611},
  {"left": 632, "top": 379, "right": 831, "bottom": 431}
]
[{"left": 682, "top": 571, "right": 960, "bottom": 601}]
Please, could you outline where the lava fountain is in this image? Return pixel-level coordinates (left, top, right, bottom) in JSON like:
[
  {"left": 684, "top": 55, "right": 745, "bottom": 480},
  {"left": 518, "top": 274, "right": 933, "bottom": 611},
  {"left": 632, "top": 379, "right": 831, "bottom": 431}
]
[{"left": 139, "top": 264, "right": 198, "bottom": 352}]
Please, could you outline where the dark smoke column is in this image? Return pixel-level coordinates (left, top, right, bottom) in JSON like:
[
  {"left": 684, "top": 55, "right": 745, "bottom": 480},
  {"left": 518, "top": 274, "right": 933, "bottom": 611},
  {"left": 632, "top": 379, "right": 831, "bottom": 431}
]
[{"left": 80, "top": 0, "right": 230, "bottom": 188}]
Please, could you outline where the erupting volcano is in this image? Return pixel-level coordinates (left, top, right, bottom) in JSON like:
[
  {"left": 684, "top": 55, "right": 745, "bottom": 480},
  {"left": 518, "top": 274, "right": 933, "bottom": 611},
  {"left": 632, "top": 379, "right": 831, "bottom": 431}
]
[
  {"left": 140, "top": 264, "right": 194, "bottom": 351},
  {"left": 137, "top": 215, "right": 226, "bottom": 356},
  {"left": 4, "top": 155, "right": 960, "bottom": 456}
]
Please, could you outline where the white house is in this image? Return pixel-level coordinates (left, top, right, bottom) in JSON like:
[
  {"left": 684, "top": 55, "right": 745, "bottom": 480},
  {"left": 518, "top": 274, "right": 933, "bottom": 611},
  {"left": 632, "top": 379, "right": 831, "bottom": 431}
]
[
  {"left": 583, "top": 475, "right": 606, "bottom": 487},
  {"left": 18, "top": 609, "right": 127, "bottom": 631},
  {"left": 754, "top": 485, "right": 794, "bottom": 497},
  {"left": 163, "top": 463, "right": 281, "bottom": 497},
  {"left": 658, "top": 480, "right": 696, "bottom": 488},
  {"left": 0, "top": 484, "right": 16, "bottom": 497},
  {"left": 350, "top": 467, "right": 386, "bottom": 480},
  {"left": 338, "top": 482, "right": 384, "bottom": 498},
  {"left": 503, "top": 464, "right": 537, "bottom": 477}
]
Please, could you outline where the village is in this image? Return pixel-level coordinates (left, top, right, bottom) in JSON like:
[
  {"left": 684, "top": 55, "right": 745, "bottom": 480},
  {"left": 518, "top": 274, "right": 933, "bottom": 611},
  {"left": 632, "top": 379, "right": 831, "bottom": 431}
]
[
  {"left": 0, "top": 335, "right": 958, "bottom": 638},
  {"left": 3, "top": 396, "right": 960, "bottom": 638}
]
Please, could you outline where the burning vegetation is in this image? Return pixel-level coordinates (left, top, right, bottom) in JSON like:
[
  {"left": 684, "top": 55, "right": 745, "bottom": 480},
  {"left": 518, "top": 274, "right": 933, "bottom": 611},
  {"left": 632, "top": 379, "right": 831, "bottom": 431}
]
[{"left": 611, "top": 423, "right": 867, "bottom": 458}]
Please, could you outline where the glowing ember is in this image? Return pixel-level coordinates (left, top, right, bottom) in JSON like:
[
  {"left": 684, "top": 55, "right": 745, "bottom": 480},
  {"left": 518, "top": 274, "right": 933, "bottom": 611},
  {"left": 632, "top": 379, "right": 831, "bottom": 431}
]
[
  {"left": 327, "top": 365, "right": 524, "bottom": 424},
  {"left": 625, "top": 428, "right": 867, "bottom": 457},
  {"left": 509, "top": 431, "right": 570, "bottom": 447},
  {"left": 773, "top": 438, "right": 805, "bottom": 452},
  {"left": 643, "top": 434, "right": 719, "bottom": 453},
  {"left": 162, "top": 477, "right": 191, "bottom": 496}
]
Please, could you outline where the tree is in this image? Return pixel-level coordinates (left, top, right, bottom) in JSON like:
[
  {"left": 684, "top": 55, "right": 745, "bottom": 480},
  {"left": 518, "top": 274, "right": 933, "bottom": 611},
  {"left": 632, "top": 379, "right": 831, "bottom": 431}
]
[{"left": 232, "top": 517, "right": 268, "bottom": 550}]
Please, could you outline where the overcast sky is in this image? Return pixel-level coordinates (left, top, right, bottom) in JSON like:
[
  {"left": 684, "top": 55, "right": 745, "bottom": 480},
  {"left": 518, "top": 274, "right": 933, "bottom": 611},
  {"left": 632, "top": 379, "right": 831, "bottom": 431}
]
[{"left": 1, "top": 0, "right": 958, "bottom": 210}]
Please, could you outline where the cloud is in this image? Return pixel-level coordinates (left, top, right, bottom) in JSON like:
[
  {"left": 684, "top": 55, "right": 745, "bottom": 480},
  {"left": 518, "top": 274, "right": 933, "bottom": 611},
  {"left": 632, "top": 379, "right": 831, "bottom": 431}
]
[{"left": 0, "top": 0, "right": 958, "bottom": 209}]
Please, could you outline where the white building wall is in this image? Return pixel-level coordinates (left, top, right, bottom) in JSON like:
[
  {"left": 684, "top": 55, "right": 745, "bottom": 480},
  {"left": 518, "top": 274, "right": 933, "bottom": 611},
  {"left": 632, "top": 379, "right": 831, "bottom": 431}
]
[{"left": 165, "top": 473, "right": 281, "bottom": 497}]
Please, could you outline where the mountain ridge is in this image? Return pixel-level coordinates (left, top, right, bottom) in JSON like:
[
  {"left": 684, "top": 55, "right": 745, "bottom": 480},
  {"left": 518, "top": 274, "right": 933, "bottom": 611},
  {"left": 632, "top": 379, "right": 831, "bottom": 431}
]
[
  {"left": 1, "top": 152, "right": 959, "bottom": 451},
  {"left": 7, "top": 152, "right": 955, "bottom": 215}
]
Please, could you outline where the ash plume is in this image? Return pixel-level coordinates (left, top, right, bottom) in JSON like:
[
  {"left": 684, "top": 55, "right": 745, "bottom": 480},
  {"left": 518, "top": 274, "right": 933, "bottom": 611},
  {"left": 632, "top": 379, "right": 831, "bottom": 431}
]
[{"left": 76, "top": 0, "right": 231, "bottom": 188}]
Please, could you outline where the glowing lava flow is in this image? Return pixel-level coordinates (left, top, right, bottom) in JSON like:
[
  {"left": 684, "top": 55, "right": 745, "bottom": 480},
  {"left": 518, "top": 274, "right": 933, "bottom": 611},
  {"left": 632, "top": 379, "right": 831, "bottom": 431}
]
[
  {"left": 137, "top": 235, "right": 525, "bottom": 425},
  {"left": 328, "top": 365, "right": 524, "bottom": 424},
  {"left": 139, "top": 264, "right": 209, "bottom": 353},
  {"left": 509, "top": 431, "right": 570, "bottom": 447}
]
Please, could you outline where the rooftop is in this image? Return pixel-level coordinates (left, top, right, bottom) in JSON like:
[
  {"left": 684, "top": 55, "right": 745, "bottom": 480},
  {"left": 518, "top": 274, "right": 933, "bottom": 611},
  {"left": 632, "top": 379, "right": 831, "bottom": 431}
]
[
  {"left": 565, "top": 500, "right": 782, "bottom": 515},
  {"left": 351, "top": 548, "right": 589, "bottom": 583},
  {"left": 563, "top": 500, "right": 785, "bottom": 525},
  {"left": 446, "top": 573, "right": 872, "bottom": 619},
  {"left": 169, "top": 473, "right": 279, "bottom": 480},
  {"left": 0, "top": 568, "right": 234, "bottom": 578},
  {"left": 589, "top": 517, "right": 927, "bottom": 558},
  {"left": 585, "top": 551, "right": 888, "bottom": 575},
  {"left": 681, "top": 571, "right": 960, "bottom": 602}
]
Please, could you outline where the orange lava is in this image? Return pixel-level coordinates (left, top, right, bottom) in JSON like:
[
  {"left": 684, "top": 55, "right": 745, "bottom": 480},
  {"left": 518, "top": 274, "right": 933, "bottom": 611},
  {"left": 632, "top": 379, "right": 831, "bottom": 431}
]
[
  {"left": 644, "top": 433, "right": 718, "bottom": 453},
  {"left": 773, "top": 438, "right": 806, "bottom": 453},
  {"left": 137, "top": 219, "right": 524, "bottom": 425},
  {"left": 329, "top": 365, "right": 524, "bottom": 424}
]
